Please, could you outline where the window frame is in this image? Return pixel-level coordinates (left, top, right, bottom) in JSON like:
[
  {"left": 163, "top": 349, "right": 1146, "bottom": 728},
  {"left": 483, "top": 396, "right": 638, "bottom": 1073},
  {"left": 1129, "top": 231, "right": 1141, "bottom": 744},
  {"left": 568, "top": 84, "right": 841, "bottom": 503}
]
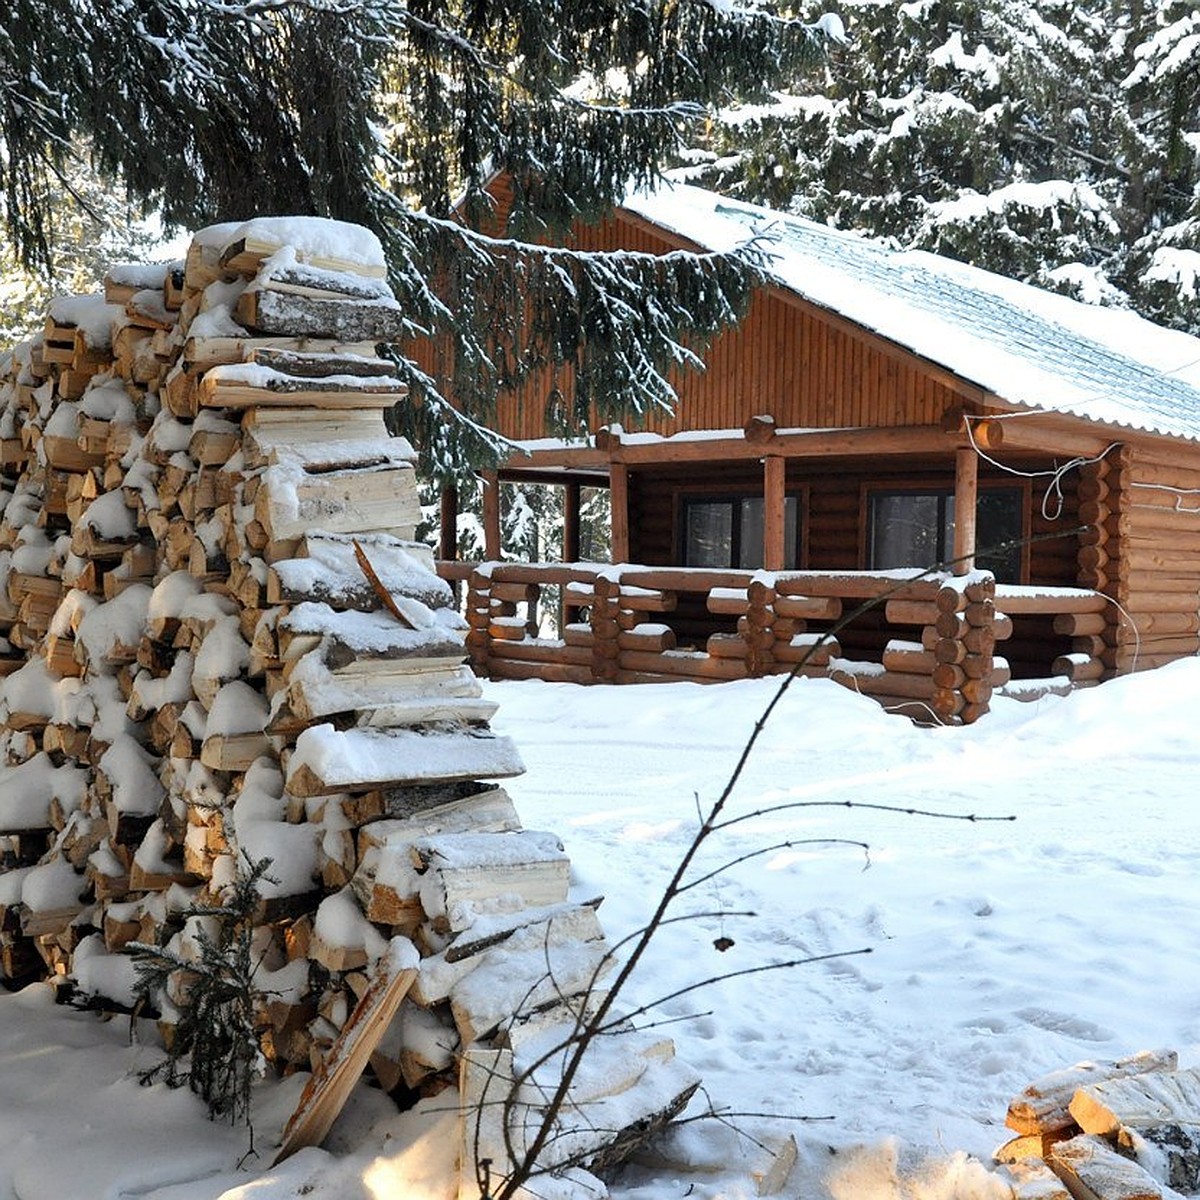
[
  {"left": 677, "top": 485, "right": 808, "bottom": 570},
  {"left": 860, "top": 479, "right": 1031, "bottom": 582}
]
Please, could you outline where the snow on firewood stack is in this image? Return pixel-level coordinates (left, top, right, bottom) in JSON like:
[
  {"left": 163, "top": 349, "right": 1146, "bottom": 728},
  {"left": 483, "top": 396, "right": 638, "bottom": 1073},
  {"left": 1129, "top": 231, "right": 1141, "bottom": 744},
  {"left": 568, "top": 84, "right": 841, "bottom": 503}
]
[
  {"left": 0, "top": 217, "right": 699, "bottom": 1199},
  {"left": 993, "top": 1048, "right": 1200, "bottom": 1200}
]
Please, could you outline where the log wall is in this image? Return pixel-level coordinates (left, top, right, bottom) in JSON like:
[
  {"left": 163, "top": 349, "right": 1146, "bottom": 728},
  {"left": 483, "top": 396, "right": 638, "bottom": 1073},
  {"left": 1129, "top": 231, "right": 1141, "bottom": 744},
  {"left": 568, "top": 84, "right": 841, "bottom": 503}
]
[
  {"left": 1106, "top": 441, "right": 1200, "bottom": 673},
  {"left": 626, "top": 458, "right": 1082, "bottom": 586}
]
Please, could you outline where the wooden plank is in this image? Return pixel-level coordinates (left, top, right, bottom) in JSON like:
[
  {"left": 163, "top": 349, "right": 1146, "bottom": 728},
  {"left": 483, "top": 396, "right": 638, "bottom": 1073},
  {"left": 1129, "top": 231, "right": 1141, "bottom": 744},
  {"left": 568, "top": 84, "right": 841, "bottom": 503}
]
[
  {"left": 256, "top": 463, "right": 420, "bottom": 541},
  {"left": 273, "top": 937, "right": 418, "bottom": 1163},
  {"left": 756, "top": 1135, "right": 798, "bottom": 1196}
]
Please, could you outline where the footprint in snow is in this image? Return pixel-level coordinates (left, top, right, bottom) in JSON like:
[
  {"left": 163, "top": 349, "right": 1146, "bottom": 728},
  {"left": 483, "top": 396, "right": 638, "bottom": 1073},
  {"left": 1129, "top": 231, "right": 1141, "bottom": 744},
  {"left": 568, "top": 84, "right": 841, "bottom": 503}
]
[{"left": 1014, "top": 1007, "right": 1113, "bottom": 1041}]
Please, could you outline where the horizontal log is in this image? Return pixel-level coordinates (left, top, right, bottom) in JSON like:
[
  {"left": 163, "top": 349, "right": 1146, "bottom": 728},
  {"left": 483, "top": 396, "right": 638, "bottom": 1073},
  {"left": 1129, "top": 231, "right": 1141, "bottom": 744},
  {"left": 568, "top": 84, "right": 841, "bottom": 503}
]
[
  {"left": 994, "top": 588, "right": 1109, "bottom": 615},
  {"left": 705, "top": 590, "right": 749, "bottom": 616},
  {"left": 1116, "top": 569, "right": 1200, "bottom": 592},
  {"left": 987, "top": 661, "right": 1012, "bottom": 688},
  {"left": 619, "top": 625, "right": 676, "bottom": 652},
  {"left": 1113, "top": 592, "right": 1200, "bottom": 613},
  {"left": 487, "top": 659, "right": 595, "bottom": 684},
  {"left": 1051, "top": 654, "right": 1105, "bottom": 682},
  {"left": 931, "top": 663, "right": 966, "bottom": 690},
  {"left": 1109, "top": 649, "right": 1199, "bottom": 672},
  {"left": 772, "top": 594, "right": 842, "bottom": 621},
  {"left": 959, "top": 677, "right": 993, "bottom": 706},
  {"left": 961, "top": 652, "right": 993, "bottom": 680},
  {"left": 487, "top": 640, "right": 594, "bottom": 667},
  {"left": 1114, "top": 543, "right": 1200, "bottom": 573},
  {"left": 480, "top": 563, "right": 600, "bottom": 587},
  {"left": 1052, "top": 611, "right": 1108, "bottom": 636},
  {"left": 828, "top": 666, "right": 937, "bottom": 702},
  {"left": 617, "top": 649, "right": 750, "bottom": 681},
  {"left": 885, "top": 599, "right": 938, "bottom": 627},
  {"left": 488, "top": 581, "right": 539, "bottom": 604},
  {"left": 617, "top": 567, "right": 754, "bottom": 593},
  {"left": 882, "top": 645, "right": 936, "bottom": 675},
  {"left": 1107, "top": 634, "right": 1200, "bottom": 659},
  {"left": 706, "top": 633, "right": 750, "bottom": 660},
  {"left": 771, "top": 638, "right": 837, "bottom": 666},
  {"left": 775, "top": 572, "right": 942, "bottom": 601},
  {"left": 1123, "top": 610, "right": 1200, "bottom": 635},
  {"left": 488, "top": 620, "right": 532, "bottom": 641}
]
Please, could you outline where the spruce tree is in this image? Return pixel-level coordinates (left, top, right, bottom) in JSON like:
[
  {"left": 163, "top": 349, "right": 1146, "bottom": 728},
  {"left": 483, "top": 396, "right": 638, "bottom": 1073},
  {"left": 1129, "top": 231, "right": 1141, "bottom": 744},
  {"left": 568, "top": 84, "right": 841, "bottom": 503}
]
[
  {"left": 686, "top": 0, "right": 1200, "bottom": 332},
  {"left": 1, "top": 1, "right": 833, "bottom": 472},
  {"left": 1122, "top": 0, "right": 1200, "bottom": 330}
]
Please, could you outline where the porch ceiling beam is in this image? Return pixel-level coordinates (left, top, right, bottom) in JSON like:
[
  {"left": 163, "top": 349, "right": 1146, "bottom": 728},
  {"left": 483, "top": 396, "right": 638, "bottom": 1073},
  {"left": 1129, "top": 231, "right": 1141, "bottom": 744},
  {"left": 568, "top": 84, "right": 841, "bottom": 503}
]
[
  {"left": 610, "top": 424, "right": 961, "bottom": 464},
  {"left": 498, "top": 415, "right": 1137, "bottom": 476}
]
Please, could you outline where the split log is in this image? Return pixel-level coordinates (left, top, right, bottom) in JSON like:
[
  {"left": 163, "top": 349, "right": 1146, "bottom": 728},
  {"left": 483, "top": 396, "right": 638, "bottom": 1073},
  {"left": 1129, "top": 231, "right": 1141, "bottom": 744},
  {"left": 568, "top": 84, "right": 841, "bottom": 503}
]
[
  {"left": 235, "top": 289, "right": 408, "bottom": 342},
  {"left": 285, "top": 726, "right": 525, "bottom": 797},
  {"left": 1070, "top": 1065, "right": 1200, "bottom": 1136},
  {"left": 1047, "top": 1134, "right": 1164, "bottom": 1200},
  {"left": 273, "top": 937, "right": 419, "bottom": 1165},
  {"left": 182, "top": 335, "right": 379, "bottom": 372},
  {"left": 1006, "top": 1050, "right": 1178, "bottom": 1136}
]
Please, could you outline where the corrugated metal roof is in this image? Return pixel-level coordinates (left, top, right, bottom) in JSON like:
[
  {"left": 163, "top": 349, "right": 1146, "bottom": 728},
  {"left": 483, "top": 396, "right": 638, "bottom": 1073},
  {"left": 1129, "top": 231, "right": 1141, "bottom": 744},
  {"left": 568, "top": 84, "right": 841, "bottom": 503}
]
[{"left": 623, "top": 185, "right": 1200, "bottom": 443}]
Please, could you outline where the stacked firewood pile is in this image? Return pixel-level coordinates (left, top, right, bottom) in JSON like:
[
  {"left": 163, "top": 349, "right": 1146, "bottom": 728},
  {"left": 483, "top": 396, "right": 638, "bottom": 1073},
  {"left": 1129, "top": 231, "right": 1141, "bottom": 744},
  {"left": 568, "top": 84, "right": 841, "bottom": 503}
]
[
  {"left": 0, "top": 219, "right": 696, "bottom": 1196},
  {"left": 997, "top": 1049, "right": 1200, "bottom": 1199}
]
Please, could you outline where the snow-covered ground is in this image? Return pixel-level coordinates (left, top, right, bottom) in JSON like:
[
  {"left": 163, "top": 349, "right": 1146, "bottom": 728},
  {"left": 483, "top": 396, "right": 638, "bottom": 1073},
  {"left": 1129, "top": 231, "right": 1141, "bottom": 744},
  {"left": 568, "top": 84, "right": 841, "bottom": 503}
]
[{"left": 3, "top": 665, "right": 1199, "bottom": 1200}]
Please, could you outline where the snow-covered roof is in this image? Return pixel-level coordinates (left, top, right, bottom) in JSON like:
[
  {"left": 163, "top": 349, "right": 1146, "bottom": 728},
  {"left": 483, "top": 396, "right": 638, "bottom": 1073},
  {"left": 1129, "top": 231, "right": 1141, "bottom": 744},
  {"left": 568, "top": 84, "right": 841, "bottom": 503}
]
[{"left": 623, "top": 183, "right": 1200, "bottom": 443}]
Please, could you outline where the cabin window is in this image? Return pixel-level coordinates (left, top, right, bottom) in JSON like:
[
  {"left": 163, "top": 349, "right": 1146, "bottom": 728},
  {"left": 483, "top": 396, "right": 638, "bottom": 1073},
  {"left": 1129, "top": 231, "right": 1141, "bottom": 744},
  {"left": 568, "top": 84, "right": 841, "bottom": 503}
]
[
  {"left": 682, "top": 495, "right": 800, "bottom": 569},
  {"left": 867, "top": 486, "right": 1024, "bottom": 581}
]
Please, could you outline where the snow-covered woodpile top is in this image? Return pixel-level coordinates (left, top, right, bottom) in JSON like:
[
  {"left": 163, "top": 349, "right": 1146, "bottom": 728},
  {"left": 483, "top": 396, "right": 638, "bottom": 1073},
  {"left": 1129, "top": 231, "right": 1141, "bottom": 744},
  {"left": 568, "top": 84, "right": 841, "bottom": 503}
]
[{"left": 0, "top": 218, "right": 697, "bottom": 1198}]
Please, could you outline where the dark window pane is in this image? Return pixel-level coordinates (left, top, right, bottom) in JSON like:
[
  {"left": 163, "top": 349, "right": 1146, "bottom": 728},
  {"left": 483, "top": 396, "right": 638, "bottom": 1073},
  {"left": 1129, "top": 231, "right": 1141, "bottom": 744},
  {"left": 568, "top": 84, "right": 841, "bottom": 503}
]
[
  {"left": 739, "top": 497, "right": 765, "bottom": 569},
  {"left": 976, "top": 489, "right": 1023, "bottom": 582},
  {"left": 784, "top": 496, "right": 799, "bottom": 569},
  {"left": 737, "top": 496, "right": 801, "bottom": 569},
  {"left": 870, "top": 493, "right": 942, "bottom": 569},
  {"left": 685, "top": 502, "right": 733, "bottom": 567},
  {"left": 870, "top": 488, "right": 1024, "bottom": 581}
]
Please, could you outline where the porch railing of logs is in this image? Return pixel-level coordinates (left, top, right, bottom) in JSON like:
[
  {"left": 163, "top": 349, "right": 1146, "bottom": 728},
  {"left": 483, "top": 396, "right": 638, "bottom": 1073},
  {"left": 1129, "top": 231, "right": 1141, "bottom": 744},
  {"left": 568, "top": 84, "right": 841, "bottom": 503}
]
[{"left": 436, "top": 561, "right": 1114, "bottom": 724}]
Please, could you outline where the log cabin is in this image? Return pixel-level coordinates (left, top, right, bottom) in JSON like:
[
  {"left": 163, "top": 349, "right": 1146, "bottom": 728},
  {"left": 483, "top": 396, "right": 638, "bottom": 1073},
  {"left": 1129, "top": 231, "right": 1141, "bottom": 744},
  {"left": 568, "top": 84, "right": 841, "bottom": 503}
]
[{"left": 431, "top": 182, "right": 1200, "bottom": 721}]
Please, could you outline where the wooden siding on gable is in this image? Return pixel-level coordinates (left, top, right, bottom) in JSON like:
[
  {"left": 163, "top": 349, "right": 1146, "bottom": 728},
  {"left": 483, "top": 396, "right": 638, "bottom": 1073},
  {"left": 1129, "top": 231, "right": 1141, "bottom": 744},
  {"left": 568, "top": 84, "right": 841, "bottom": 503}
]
[{"left": 455, "top": 206, "right": 975, "bottom": 443}]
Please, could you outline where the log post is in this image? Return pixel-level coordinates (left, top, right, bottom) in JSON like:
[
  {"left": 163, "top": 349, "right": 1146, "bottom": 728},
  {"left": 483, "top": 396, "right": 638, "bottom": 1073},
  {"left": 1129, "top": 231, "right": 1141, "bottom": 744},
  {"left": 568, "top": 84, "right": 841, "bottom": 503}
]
[
  {"left": 562, "top": 482, "right": 583, "bottom": 630},
  {"left": 930, "top": 581, "right": 970, "bottom": 722},
  {"left": 590, "top": 575, "right": 621, "bottom": 681},
  {"left": 439, "top": 484, "right": 458, "bottom": 563},
  {"left": 745, "top": 578, "right": 776, "bottom": 676},
  {"left": 563, "top": 479, "right": 581, "bottom": 564},
  {"left": 959, "top": 576, "right": 996, "bottom": 724},
  {"left": 609, "top": 463, "right": 630, "bottom": 564},
  {"left": 481, "top": 470, "right": 501, "bottom": 561},
  {"left": 465, "top": 569, "right": 493, "bottom": 677},
  {"left": 763, "top": 455, "right": 786, "bottom": 572},
  {"left": 953, "top": 446, "right": 978, "bottom": 575}
]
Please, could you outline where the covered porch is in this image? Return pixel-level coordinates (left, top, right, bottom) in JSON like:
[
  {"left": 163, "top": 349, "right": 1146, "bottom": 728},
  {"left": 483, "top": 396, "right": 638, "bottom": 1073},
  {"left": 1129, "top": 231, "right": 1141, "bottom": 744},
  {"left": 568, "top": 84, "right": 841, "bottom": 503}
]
[{"left": 435, "top": 417, "right": 1121, "bottom": 723}]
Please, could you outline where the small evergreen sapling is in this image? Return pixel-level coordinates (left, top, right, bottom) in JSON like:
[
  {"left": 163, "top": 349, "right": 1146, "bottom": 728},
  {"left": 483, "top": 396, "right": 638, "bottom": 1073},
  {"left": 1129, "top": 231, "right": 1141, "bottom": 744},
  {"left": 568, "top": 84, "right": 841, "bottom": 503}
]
[{"left": 129, "top": 854, "right": 277, "bottom": 1127}]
